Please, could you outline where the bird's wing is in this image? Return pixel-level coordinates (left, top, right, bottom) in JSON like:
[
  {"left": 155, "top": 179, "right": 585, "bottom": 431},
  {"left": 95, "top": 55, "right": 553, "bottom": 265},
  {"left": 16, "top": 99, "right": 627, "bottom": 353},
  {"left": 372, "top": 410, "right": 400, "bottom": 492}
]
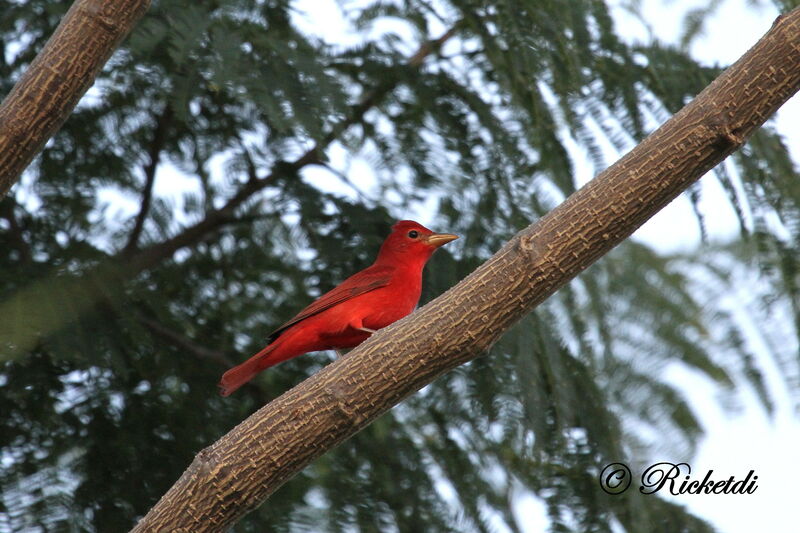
[{"left": 267, "top": 264, "right": 394, "bottom": 342}]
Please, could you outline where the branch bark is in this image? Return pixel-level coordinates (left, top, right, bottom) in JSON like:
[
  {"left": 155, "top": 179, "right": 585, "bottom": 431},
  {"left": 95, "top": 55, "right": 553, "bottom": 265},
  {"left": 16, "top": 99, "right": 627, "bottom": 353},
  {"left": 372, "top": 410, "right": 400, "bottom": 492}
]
[
  {"left": 0, "top": 0, "right": 150, "bottom": 198},
  {"left": 131, "top": 9, "right": 800, "bottom": 532}
]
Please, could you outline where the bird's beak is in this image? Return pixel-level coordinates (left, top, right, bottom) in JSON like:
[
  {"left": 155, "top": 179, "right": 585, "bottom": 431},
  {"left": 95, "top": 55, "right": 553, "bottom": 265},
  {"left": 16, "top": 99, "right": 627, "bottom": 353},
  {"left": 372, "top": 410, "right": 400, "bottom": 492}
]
[{"left": 424, "top": 232, "right": 459, "bottom": 248}]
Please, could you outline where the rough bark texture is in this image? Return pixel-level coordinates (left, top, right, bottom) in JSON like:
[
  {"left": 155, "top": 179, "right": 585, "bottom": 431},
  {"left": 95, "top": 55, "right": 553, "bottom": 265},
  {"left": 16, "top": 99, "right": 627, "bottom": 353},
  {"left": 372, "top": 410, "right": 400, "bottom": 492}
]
[
  {"left": 132, "top": 9, "right": 800, "bottom": 533},
  {"left": 0, "top": 0, "right": 150, "bottom": 197}
]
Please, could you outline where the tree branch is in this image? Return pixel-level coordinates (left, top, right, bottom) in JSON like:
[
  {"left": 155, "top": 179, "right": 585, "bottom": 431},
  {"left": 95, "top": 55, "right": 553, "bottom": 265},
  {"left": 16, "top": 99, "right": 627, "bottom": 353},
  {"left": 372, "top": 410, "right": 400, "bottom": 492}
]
[
  {"left": 125, "top": 26, "right": 458, "bottom": 273},
  {"left": 131, "top": 9, "right": 800, "bottom": 531},
  {"left": 0, "top": 0, "right": 150, "bottom": 198},
  {"left": 123, "top": 106, "right": 173, "bottom": 256},
  {"left": 135, "top": 314, "right": 233, "bottom": 367},
  {"left": 134, "top": 313, "right": 274, "bottom": 402}
]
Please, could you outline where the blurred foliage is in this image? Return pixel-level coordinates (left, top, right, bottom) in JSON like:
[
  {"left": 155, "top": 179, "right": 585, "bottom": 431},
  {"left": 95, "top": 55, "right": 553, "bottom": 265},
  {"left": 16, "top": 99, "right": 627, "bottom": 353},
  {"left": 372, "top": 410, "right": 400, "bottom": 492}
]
[{"left": 1, "top": 0, "right": 799, "bottom": 531}]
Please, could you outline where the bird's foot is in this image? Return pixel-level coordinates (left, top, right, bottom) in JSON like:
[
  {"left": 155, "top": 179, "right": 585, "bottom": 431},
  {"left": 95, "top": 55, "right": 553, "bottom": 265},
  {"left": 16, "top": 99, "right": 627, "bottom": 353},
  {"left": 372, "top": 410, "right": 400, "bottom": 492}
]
[{"left": 356, "top": 327, "right": 377, "bottom": 334}]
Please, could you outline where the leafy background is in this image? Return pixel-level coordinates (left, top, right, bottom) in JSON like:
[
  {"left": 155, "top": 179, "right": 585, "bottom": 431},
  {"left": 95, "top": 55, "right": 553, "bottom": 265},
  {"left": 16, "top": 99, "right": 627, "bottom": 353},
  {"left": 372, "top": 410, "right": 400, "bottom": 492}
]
[{"left": 1, "top": 0, "right": 799, "bottom": 531}]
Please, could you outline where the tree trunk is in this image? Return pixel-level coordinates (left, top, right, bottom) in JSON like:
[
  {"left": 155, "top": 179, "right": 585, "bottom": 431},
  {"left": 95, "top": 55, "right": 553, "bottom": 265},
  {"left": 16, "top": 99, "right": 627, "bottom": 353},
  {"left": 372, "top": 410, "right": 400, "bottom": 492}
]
[
  {"left": 0, "top": 0, "right": 150, "bottom": 198},
  {"left": 131, "top": 9, "right": 800, "bottom": 532}
]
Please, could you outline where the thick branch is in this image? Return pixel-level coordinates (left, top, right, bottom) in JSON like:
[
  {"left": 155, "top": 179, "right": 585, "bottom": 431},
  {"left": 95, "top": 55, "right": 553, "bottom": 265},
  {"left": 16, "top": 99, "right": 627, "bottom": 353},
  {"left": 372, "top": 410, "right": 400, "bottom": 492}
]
[
  {"left": 131, "top": 9, "right": 800, "bottom": 532},
  {"left": 0, "top": 0, "right": 150, "bottom": 198},
  {"left": 125, "top": 26, "right": 457, "bottom": 272}
]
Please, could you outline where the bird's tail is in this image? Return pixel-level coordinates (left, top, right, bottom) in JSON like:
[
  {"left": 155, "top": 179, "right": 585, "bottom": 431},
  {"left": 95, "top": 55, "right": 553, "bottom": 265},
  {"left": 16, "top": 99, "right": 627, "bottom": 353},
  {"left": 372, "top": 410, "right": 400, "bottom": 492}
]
[{"left": 218, "top": 343, "right": 280, "bottom": 397}]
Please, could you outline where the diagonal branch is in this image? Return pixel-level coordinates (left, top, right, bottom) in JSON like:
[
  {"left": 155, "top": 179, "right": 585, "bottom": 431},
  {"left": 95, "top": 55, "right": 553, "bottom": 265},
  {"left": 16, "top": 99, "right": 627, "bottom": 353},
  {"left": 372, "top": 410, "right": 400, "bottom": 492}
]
[
  {"left": 0, "top": 0, "right": 150, "bottom": 198},
  {"left": 125, "top": 26, "right": 458, "bottom": 273},
  {"left": 134, "top": 313, "right": 273, "bottom": 402},
  {"left": 123, "top": 106, "right": 173, "bottom": 256},
  {"left": 131, "top": 9, "right": 800, "bottom": 531},
  {"left": 135, "top": 313, "right": 233, "bottom": 367}
]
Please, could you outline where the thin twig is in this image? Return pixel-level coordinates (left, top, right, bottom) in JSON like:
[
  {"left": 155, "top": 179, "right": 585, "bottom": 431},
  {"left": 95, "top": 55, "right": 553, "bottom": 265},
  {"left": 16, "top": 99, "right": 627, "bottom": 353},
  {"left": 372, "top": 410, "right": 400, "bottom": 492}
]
[
  {"left": 122, "top": 106, "right": 173, "bottom": 256},
  {"left": 134, "top": 312, "right": 273, "bottom": 403},
  {"left": 126, "top": 26, "right": 459, "bottom": 273},
  {"left": 136, "top": 313, "right": 234, "bottom": 367}
]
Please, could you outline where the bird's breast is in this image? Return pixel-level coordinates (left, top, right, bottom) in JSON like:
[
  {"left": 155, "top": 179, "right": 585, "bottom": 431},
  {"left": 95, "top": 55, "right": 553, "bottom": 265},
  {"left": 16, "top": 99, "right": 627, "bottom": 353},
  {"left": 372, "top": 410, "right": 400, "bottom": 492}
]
[
  {"left": 307, "top": 270, "right": 423, "bottom": 349},
  {"left": 364, "top": 278, "right": 421, "bottom": 326}
]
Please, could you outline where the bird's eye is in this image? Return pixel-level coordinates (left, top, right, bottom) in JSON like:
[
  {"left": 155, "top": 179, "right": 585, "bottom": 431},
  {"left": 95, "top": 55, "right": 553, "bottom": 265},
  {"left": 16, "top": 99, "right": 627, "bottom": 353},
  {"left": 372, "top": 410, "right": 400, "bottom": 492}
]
[{"left": 407, "top": 230, "right": 419, "bottom": 239}]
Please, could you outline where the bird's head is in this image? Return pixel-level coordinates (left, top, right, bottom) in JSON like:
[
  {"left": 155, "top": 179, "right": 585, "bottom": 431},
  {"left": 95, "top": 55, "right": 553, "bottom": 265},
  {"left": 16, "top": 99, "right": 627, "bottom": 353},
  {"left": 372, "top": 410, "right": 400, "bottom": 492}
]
[{"left": 375, "top": 220, "right": 458, "bottom": 265}]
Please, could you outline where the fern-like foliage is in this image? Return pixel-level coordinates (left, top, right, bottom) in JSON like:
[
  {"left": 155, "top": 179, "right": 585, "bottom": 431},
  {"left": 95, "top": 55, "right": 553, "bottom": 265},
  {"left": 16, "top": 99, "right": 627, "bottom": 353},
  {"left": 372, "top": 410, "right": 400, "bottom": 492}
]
[{"left": 1, "top": 0, "right": 797, "bottom": 531}]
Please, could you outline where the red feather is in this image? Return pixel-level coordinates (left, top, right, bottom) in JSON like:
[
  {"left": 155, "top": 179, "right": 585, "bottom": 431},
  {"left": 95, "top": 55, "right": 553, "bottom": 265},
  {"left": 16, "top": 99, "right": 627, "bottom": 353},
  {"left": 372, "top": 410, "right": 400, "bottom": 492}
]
[
  {"left": 265, "top": 264, "right": 393, "bottom": 343},
  {"left": 218, "top": 220, "right": 457, "bottom": 396}
]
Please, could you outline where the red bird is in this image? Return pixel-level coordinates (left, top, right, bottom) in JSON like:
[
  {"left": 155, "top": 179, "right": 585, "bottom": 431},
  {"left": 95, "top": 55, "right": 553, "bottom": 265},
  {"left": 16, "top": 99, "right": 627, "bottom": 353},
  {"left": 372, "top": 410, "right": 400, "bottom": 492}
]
[{"left": 218, "top": 220, "right": 458, "bottom": 396}]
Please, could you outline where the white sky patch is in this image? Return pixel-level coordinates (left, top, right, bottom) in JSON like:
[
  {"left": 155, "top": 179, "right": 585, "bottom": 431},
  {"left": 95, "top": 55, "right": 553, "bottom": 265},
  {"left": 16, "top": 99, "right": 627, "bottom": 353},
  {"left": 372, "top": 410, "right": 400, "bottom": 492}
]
[
  {"left": 630, "top": 168, "right": 743, "bottom": 253},
  {"left": 88, "top": 160, "right": 202, "bottom": 252},
  {"left": 150, "top": 161, "right": 202, "bottom": 209},
  {"left": 648, "top": 251, "right": 800, "bottom": 532},
  {"left": 606, "top": 3, "right": 800, "bottom": 533},
  {"left": 662, "top": 362, "right": 800, "bottom": 533},
  {"left": 299, "top": 142, "right": 380, "bottom": 201},
  {"left": 292, "top": 0, "right": 361, "bottom": 48},
  {"left": 512, "top": 488, "right": 550, "bottom": 532}
]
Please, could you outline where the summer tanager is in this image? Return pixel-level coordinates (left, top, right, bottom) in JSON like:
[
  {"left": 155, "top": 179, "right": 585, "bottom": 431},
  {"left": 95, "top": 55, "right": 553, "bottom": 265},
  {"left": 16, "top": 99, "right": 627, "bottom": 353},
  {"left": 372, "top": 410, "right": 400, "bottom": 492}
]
[{"left": 218, "top": 220, "right": 458, "bottom": 396}]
